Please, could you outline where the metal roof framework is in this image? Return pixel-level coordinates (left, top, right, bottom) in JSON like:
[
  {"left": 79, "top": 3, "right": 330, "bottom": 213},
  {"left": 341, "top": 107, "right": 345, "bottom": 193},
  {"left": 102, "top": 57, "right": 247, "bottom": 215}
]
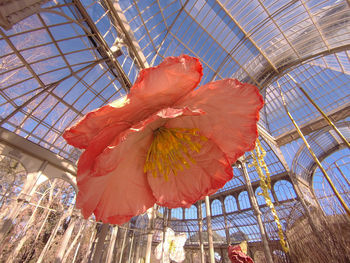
[{"left": 0, "top": 0, "right": 349, "bottom": 245}]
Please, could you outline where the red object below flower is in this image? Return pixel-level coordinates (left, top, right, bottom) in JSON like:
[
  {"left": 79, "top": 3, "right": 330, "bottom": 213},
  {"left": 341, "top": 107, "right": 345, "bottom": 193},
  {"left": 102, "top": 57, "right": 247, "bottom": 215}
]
[
  {"left": 228, "top": 245, "right": 254, "bottom": 263},
  {"left": 63, "top": 55, "right": 263, "bottom": 225}
]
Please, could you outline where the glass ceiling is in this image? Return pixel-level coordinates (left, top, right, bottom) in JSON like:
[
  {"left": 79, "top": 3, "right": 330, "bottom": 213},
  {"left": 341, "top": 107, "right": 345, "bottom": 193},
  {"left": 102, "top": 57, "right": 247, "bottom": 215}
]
[
  {"left": 0, "top": 0, "right": 349, "bottom": 241},
  {"left": 1, "top": 0, "right": 349, "bottom": 163}
]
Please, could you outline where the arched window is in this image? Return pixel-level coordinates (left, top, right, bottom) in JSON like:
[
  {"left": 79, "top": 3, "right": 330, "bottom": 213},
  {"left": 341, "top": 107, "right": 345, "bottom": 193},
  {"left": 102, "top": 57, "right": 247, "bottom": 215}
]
[
  {"left": 313, "top": 149, "right": 350, "bottom": 215},
  {"left": 4, "top": 176, "right": 78, "bottom": 262},
  {"left": 224, "top": 195, "right": 238, "bottom": 212},
  {"left": 158, "top": 206, "right": 165, "bottom": 217},
  {"left": 171, "top": 207, "right": 183, "bottom": 219},
  {"left": 211, "top": 199, "right": 222, "bottom": 216},
  {"left": 238, "top": 191, "right": 251, "bottom": 209},
  {"left": 32, "top": 177, "right": 76, "bottom": 210},
  {"left": 255, "top": 187, "right": 275, "bottom": 205},
  {"left": 274, "top": 180, "right": 297, "bottom": 201},
  {"left": 185, "top": 205, "right": 197, "bottom": 219},
  {"left": 201, "top": 202, "right": 206, "bottom": 218}
]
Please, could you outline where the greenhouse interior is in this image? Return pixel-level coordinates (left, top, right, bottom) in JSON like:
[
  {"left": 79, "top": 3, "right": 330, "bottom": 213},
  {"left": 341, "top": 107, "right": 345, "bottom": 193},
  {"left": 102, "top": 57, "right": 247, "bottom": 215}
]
[{"left": 0, "top": 0, "right": 350, "bottom": 262}]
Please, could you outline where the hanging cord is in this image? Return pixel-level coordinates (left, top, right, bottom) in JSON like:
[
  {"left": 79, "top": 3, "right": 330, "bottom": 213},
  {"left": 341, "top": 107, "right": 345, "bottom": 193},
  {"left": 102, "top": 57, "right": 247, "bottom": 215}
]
[{"left": 249, "top": 139, "right": 289, "bottom": 253}]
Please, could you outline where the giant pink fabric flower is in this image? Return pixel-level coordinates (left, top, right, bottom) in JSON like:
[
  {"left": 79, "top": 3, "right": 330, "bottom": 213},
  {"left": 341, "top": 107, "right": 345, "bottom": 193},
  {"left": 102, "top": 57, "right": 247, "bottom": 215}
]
[
  {"left": 228, "top": 244, "right": 254, "bottom": 263},
  {"left": 63, "top": 55, "right": 263, "bottom": 225}
]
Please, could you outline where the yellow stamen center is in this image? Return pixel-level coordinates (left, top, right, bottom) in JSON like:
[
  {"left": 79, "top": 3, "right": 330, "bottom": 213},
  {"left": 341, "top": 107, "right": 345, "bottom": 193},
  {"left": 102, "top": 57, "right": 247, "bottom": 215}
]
[{"left": 144, "top": 127, "right": 207, "bottom": 181}]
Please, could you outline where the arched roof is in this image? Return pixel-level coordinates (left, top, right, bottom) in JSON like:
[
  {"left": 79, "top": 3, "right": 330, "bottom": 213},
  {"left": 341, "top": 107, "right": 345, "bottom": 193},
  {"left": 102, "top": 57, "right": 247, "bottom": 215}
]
[
  {"left": 0, "top": 0, "right": 349, "bottom": 238},
  {"left": 291, "top": 122, "right": 350, "bottom": 184}
]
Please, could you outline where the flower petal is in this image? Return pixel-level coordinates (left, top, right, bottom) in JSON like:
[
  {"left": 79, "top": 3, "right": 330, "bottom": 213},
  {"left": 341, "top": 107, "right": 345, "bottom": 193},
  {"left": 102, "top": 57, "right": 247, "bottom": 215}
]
[
  {"left": 63, "top": 96, "right": 136, "bottom": 149},
  {"left": 147, "top": 136, "right": 233, "bottom": 208},
  {"left": 76, "top": 128, "right": 156, "bottom": 225},
  {"left": 174, "top": 79, "right": 263, "bottom": 163},
  {"left": 76, "top": 107, "right": 205, "bottom": 224},
  {"left": 92, "top": 107, "right": 205, "bottom": 177},
  {"left": 130, "top": 55, "right": 203, "bottom": 102},
  {"left": 228, "top": 245, "right": 254, "bottom": 263},
  {"left": 76, "top": 121, "right": 130, "bottom": 178},
  {"left": 63, "top": 55, "right": 202, "bottom": 149}
]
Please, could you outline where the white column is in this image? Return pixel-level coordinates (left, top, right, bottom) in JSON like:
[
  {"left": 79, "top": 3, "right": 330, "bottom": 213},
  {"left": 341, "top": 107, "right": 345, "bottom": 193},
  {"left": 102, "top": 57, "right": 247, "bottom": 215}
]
[
  {"left": 241, "top": 161, "right": 274, "bottom": 263},
  {"left": 92, "top": 223, "right": 109, "bottom": 263},
  {"left": 205, "top": 196, "right": 215, "bottom": 263},
  {"left": 145, "top": 205, "right": 156, "bottom": 263}
]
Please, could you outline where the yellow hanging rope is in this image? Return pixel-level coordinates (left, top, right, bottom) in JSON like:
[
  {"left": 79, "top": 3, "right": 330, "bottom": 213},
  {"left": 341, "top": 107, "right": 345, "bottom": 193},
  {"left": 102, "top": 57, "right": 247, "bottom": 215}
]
[{"left": 249, "top": 138, "right": 289, "bottom": 253}]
